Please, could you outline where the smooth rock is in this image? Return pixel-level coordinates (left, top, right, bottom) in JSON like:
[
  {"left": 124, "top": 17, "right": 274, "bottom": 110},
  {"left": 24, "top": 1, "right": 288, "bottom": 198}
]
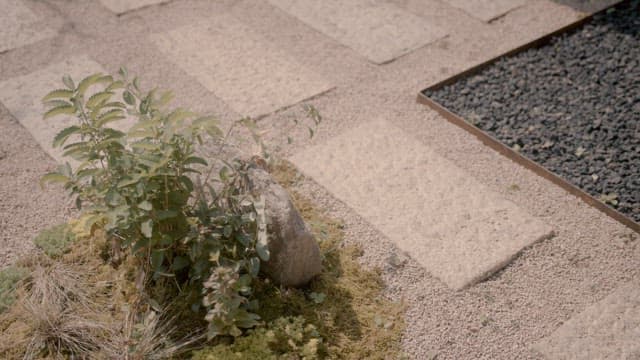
[{"left": 247, "top": 167, "right": 322, "bottom": 287}]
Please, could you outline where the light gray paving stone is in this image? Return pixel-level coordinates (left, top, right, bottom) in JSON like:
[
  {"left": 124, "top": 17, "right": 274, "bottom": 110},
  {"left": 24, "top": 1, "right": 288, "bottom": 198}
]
[
  {"left": 267, "top": 0, "right": 447, "bottom": 64},
  {"left": 99, "top": 0, "right": 169, "bottom": 14},
  {"left": 290, "top": 119, "right": 554, "bottom": 290},
  {"left": 0, "top": 0, "right": 57, "bottom": 53},
  {"left": 442, "top": 0, "right": 527, "bottom": 22},
  {"left": 533, "top": 281, "right": 640, "bottom": 360},
  {"left": 151, "top": 15, "right": 333, "bottom": 118},
  {"left": 0, "top": 55, "right": 133, "bottom": 165}
]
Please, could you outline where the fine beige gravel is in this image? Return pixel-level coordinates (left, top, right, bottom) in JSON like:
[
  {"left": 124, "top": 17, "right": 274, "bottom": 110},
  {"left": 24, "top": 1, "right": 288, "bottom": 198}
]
[{"left": 1, "top": 0, "right": 638, "bottom": 359}]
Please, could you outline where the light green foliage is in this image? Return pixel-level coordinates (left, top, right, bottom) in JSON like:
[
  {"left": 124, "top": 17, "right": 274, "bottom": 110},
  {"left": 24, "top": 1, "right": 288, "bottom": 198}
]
[
  {"left": 33, "top": 223, "right": 76, "bottom": 258},
  {"left": 192, "top": 316, "right": 321, "bottom": 360},
  {"left": 40, "top": 70, "right": 268, "bottom": 339},
  {"left": 0, "top": 266, "right": 29, "bottom": 313}
]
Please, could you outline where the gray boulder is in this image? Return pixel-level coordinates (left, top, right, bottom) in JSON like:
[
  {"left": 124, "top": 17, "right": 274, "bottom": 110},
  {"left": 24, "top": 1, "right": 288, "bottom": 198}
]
[{"left": 247, "top": 167, "right": 322, "bottom": 287}]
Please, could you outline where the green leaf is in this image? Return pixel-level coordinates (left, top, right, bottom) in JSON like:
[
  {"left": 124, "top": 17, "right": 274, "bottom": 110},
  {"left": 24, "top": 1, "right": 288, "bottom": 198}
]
[
  {"left": 43, "top": 105, "right": 75, "bottom": 119},
  {"left": 76, "top": 73, "right": 104, "bottom": 96},
  {"left": 248, "top": 257, "right": 260, "bottom": 278},
  {"left": 156, "top": 91, "right": 173, "bottom": 107},
  {"left": 95, "top": 109, "right": 125, "bottom": 127},
  {"left": 151, "top": 249, "right": 164, "bottom": 270},
  {"left": 184, "top": 156, "right": 208, "bottom": 167},
  {"left": 131, "top": 141, "right": 160, "bottom": 151},
  {"left": 62, "top": 74, "right": 74, "bottom": 90},
  {"left": 62, "top": 141, "right": 90, "bottom": 160},
  {"left": 156, "top": 210, "right": 178, "bottom": 220},
  {"left": 44, "top": 99, "right": 73, "bottom": 108},
  {"left": 171, "top": 256, "right": 189, "bottom": 271},
  {"left": 123, "top": 90, "right": 135, "bottom": 105},
  {"left": 39, "top": 172, "right": 70, "bottom": 188},
  {"left": 105, "top": 189, "right": 123, "bottom": 206},
  {"left": 42, "top": 89, "right": 74, "bottom": 102},
  {"left": 141, "top": 219, "right": 153, "bottom": 238},
  {"left": 106, "top": 80, "right": 125, "bottom": 91},
  {"left": 194, "top": 116, "right": 223, "bottom": 138},
  {"left": 86, "top": 91, "right": 114, "bottom": 109},
  {"left": 179, "top": 176, "right": 194, "bottom": 192},
  {"left": 118, "top": 67, "right": 128, "bottom": 79},
  {"left": 52, "top": 125, "right": 81, "bottom": 148},
  {"left": 168, "top": 109, "right": 196, "bottom": 124}
]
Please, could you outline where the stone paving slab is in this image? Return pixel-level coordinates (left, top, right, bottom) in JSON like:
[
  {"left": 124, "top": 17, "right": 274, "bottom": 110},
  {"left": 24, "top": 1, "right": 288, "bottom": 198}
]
[
  {"left": 442, "top": 0, "right": 527, "bottom": 22},
  {"left": 99, "top": 0, "right": 169, "bottom": 14},
  {"left": 267, "top": 0, "right": 447, "bottom": 64},
  {"left": 0, "top": 0, "right": 57, "bottom": 53},
  {"left": 0, "top": 55, "right": 132, "bottom": 164},
  {"left": 533, "top": 281, "right": 640, "bottom": 359},
  {"left": 151, "top": 15, "right": 332, "bottom": 118},
  {"left": 551, "top": 0, "right": 621, "bottom": 13},
  {"left": 291, "top": 119, "right": 554, "bottom": 290}
]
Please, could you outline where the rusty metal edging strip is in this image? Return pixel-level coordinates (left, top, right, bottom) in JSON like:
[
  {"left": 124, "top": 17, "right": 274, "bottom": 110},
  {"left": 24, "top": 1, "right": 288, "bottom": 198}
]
[{"left": 416, "top": 1, "right": 639, "bottom": 234}]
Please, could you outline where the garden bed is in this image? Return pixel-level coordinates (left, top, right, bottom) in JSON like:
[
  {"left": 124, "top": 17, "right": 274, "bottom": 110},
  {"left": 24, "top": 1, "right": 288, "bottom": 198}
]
[{"left": 422, "top": 2, "right": 639, "bottom": 225}]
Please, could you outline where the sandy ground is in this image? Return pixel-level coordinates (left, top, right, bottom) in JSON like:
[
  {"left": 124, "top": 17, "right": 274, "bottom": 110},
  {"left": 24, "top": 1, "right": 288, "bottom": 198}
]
[{"left": 1, "top": 0, "right": 639, "bottom": 359}]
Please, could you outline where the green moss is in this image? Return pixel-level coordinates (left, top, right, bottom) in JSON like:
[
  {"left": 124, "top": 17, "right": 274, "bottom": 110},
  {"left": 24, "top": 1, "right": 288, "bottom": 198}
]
[
  {"left": 33, "top": 223, "right": 76, "bottom": 258},
  {"left": 192, "top": 316, "right": 321, "bottom": 360},
  {"left": 193, "top": 161, "right": 406, "bottom": 359},
  {"left": 0, "top": 266, "right": 29, "bottom": 313}
]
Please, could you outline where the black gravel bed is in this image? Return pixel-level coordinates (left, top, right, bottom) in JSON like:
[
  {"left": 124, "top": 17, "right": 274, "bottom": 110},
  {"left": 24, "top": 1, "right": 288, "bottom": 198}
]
[{"left": 425, "top": 3, "right": 640, "bottom": 222}]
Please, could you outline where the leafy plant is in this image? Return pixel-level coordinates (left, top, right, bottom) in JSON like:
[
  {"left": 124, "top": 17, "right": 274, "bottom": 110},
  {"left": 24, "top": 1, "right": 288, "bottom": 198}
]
[
  {"left": 0, "top": 266, "right": 29, "bottom": 313},
  {"left": 33, "top": 223, "right": 76, "bottom": 258},
  {"left": 40, "top": 70, "right": 269, "bottom": 339},
  {"left": 192, "top": 316, "right": 322, "bottom": 360}
]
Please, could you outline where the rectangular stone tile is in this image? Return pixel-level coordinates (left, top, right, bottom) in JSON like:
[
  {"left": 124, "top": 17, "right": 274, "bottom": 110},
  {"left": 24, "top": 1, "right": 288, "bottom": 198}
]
[
  {"left": 100, "top": 0, "right": 169, "bottom": 14},
  {"left": 442, "top": 0, "right": 527, "bottom": 22},
  {"left": 0, "top": 56, "right": 132, "bottom": 164},
  {"left": 151, "top": 15, "right": 332, "bottom": 118},
  {"left": 533, "top": 282, "right": 640, "bottom": 360},
  {"left": 0, "top": 0, "right": 57, "bottom": 53},
  {"left": 267, "top": 0, "right": 447, "bottom": 64},
  {"left": 290, "top": 119, "right": 553, "bottom": 290}
]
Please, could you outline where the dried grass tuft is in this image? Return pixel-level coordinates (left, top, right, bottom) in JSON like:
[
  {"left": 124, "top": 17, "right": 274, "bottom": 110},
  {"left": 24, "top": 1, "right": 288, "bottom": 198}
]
[
  {"left": 19, "top": 263, "right": 112, "bottom": 359},
  {"left": 99, "top": 308, "right": 204, "bottom": 360}
]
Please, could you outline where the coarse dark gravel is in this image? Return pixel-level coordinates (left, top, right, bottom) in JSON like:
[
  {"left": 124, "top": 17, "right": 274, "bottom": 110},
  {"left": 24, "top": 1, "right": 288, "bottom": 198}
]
[{"left": 425, "top": 2, "right": 640, "bottom": 222}]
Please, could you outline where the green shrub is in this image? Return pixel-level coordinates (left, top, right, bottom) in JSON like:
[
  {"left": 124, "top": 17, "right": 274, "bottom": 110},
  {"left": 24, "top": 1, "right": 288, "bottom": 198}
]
[
  {"left": 40, "top": 70, "right": 268, "bottom": 339},
  {"left": 0, "top": 266, "right": 29, "bottom": 313},
  {"left": 33, "top": 223, "right": 76, "bottom": 258},
  {"left": 192, "top": 316, "right": 321, "bottom": 360}
]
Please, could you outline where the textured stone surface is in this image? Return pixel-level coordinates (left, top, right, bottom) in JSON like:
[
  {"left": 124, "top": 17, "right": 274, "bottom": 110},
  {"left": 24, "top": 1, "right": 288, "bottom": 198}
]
[
  {"left": 442, "top": 0, "right": 527, "bottom": 22},
  {"left": 533, "top": 281, "right": 640, "bottom": 359},
  {"left": 0, "top": 0, "right": 56, "bottom": 53},
  {"left": 248, "top": 167, "right": 322, "bottom": 287},
  {"left": 99, "top": 0, "right": 168, "bottom": 14},
  {"left": 291, "top": 119, "right": 554, "bottom": 290},
  {"left": 267, "top": 0, "right": 447, "bottom": 64},
  {"left": 152, "top": 15, "right": 332, "bottom": 118},
  {"left": 0, "top": 55, "right": 133, "bottom": 164}
]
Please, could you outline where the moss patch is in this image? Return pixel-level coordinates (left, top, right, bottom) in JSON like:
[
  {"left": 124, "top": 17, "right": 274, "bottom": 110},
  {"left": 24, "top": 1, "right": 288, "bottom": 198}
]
[
  {"left": 193, "top": 161, "right": 406, "bottom": 359},
  {"left": 0, "top": 266, "right": 29, "bottom": 314},
  {"left": 33, "top": 223, "right": 76, "bottom": 258}
]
